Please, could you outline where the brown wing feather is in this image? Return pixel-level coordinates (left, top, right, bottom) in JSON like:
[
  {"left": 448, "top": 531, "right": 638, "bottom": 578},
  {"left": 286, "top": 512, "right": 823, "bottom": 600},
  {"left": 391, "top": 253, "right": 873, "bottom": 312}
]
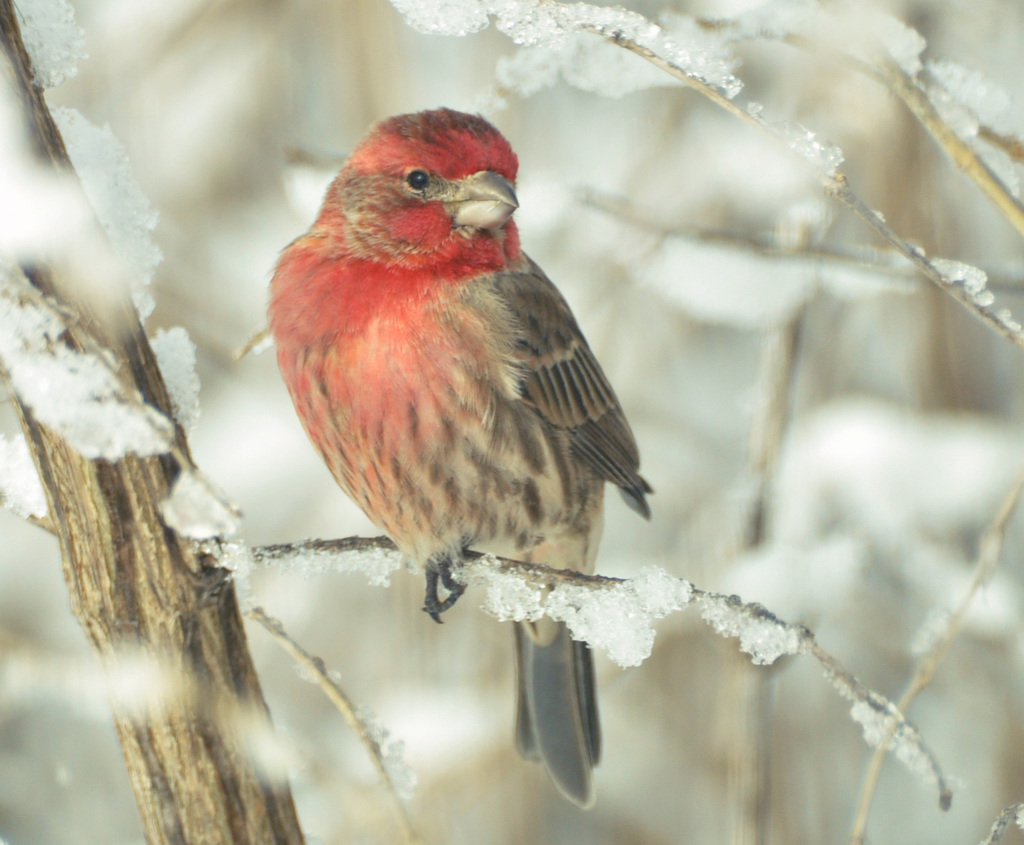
[{"left": 495, "top": 257, "right": 652, "bottom": 518}]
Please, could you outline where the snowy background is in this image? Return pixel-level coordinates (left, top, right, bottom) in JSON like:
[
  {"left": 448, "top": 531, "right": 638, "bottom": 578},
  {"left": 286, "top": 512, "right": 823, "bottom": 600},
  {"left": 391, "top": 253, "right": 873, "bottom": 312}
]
[{"left": 3, "top": 0, "right": 1024, "bottom": 842}]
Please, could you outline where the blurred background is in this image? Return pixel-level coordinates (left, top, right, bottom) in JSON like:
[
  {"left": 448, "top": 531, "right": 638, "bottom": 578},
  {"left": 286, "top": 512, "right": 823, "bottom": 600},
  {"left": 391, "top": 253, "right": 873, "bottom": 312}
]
[{"left": 3, "top": 0, "right": 1024, "bottom": 842}]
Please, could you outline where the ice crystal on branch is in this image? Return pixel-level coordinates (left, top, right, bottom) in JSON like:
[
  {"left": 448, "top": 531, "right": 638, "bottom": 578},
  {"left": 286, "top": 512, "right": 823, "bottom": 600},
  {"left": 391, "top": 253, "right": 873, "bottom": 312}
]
[
  {"left": 160, "top": 469, "right": 241, "bottom": 539},
  {"left": 151, "top": 327, "right": 200, "bottom": 434},
  {"left": 848, "top": 698, "right": 939, "bottom": 787},
  {"left": 544, "top": 568, "right": 692, "bottom": 667},
  {"left": 928, "top": 60, "right": 1016, "bottom": 138},
  {"left": 17, "top": 0, "right": 86, "bottom": 89},
  {"left": 996, "top": 307, "right": 1023, "bottom": 335},
  {"left": 359, "top": 708, "right": 418, "bottom": 799},
  {"left": 0, "top": 433, "right": 47, "bottom": 519},
  {"left": 925, "top": 61, "right": 1022, "bottom": 199},
  {"left": 979, "top": 804, "right": 1024, "bottom": 845},
  {"left": 471, "top": 555, "right": 546, "bottom": 622},
  {"left": 932, "top": 257, "right": 996, "bottom": 308},
  {"left": 818, "top": 652, "right": 948, "bottom": 797},
  {"left": 0, "top": 269, "right": 175, "bottom": 460},
  {"left": 54, "top": 108, "right": 163, "bottom": 320},
  {"left": 391, "top": 0, "right": 741, "bottom": 102},
  {"left": 697, "top": 592, "right": 803, "bottom": 665},
  {"left": 469, "top": 560, "right": 691, "bottom": 667},
  {"left": 774, "top": 119, "right": 844, "bottom": 176},
  {"left": 249, "top": 539, "right": 404, "bottom": 587},
  {"left": 872, "top": 10, "right": 925, "bottom": 75}
]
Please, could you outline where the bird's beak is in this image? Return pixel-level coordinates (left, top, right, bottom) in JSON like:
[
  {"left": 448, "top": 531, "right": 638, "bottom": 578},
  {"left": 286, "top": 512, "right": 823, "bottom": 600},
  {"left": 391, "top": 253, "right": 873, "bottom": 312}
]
[{"left": 447, "top": 171, "right": 518, "bottom": 230}]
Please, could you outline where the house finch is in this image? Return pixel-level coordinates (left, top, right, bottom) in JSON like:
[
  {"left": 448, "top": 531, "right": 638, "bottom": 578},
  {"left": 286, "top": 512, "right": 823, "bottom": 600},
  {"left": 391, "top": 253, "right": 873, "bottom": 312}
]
[{"left": 268, "top": 108, "right": 650, "bottom": 807}]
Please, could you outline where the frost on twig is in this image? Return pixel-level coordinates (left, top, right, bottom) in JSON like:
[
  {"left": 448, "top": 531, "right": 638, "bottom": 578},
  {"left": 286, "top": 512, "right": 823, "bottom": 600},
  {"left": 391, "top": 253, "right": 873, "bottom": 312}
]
[
  {"left": 802, "top": 635, "right": 951, "bottom": 810},
  {"left": 465, "top": 557, "right": 692, "bottom": 667},
  {"left": 246, "top": 607, "right": 421, "bottom": 843},
  {"left": 248, "top": 536, "right": 403, "bottom": 587},
  {"left": 244, "top": 534, "right": 950, "bottom": 803},
  {"left": 743, "top": 102, "right": 844, "bottom": 176},
  {"left": 696, "top": 592, "right": 804, "bottom": 666},
  {"left": 159, "top": 470, "right": 241, "bottom": 540},
  {"left": 233, "top": 326, "right": 272, "bottom": 361},
  {"left": 388, "top": 0, "right": 740, "bottom": 106},
  {"left": 849, "top": 468, "right": 1024, "bottom": 841},
  {"left": 930, "top": 258, "right": 994, "bottom": 308},
  {"left": 977, "top": 803, "right": 1024, "bottom": 845}
]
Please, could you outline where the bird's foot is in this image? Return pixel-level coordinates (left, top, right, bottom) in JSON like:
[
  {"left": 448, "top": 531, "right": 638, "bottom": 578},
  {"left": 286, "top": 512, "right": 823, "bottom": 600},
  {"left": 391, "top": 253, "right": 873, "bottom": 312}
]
[{"left": 423, "top": 557, "right": 466, "bottom": 623}]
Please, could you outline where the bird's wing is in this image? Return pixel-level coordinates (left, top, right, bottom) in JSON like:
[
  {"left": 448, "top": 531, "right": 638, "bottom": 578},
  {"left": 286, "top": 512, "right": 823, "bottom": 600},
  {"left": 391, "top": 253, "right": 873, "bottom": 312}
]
[{"left": 494, "top": 256, "right": 652, "bottom": 517}]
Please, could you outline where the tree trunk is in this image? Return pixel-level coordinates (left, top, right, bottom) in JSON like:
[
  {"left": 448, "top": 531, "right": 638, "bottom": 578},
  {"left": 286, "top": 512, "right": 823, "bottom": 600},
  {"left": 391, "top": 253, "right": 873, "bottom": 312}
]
[{"left": 0, "top": 3, "right": 304, "bottom": 843}]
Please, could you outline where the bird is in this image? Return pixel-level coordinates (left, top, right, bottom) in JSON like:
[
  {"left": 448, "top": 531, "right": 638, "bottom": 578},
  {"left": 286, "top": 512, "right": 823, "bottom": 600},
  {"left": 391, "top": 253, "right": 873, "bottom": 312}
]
[{"left": 268, "top": 108, "right": 651, "bottom": 807}]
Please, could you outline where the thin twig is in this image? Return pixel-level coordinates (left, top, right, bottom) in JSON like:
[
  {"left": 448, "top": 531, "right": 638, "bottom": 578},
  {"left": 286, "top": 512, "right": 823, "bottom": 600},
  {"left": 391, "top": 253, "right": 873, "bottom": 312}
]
[
  {"left": 233, "top": 326, "right": 270, "bottom": 361},
  {"left": 726, "top": 310, "right": 804, "bottom": 845},
  {"left": 580, "top": 27, "right": 1024, "bottom": 354},
  {"left": 24, "top": 512, "right": 53, "bottom": 533},
  {"left": 978, "top": 126, "right": 1024, "bottom": 164},
  {"left": 246, "top": 606, "right": 424, "bottom": 845},
  {"left": 580, "top": 188, "right": 1024, "bottom": 294},
  {"left": 579, "top": 187, "right": 905, "bottom": 272},
  {"left": 577, "top": 189, "right": 1024, "bottom": 294},
  {"left": 744, "top": 310, "right": 805, "bottom": 548},
  {"left": 849, "top": 468, "right": 1024, "bottom": 843},
  {"left": 978, "top": 803, "right": 1024, "bottom": 845},
  {"left": 877, "top": 59, "right": 1024, "bottom": 242},
  {"left": 692, "top": 12, "right": 1024, "bottom": 240}
]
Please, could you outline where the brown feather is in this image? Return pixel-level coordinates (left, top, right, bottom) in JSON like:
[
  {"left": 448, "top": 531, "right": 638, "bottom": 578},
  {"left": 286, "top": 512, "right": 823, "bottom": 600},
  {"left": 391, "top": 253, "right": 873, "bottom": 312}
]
[{"left": 489, "top": 256, "right": 652, "bottom": 518}]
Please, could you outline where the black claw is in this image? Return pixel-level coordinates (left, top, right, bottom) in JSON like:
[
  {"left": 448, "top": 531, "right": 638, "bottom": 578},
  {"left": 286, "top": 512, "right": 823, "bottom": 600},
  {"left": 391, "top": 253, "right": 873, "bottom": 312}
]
[
  {"left": 423, "top": 568, "right": 445, "bottom": 623},
  {"left": 422, "top": 557, "right": 466, "bottom": 623}
]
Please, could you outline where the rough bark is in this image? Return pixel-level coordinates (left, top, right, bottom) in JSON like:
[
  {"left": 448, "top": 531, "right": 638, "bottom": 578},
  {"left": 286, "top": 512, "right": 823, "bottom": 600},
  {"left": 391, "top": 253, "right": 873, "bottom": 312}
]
[{"left": 0, "top": 3, "right": 305, "bottom": 843}]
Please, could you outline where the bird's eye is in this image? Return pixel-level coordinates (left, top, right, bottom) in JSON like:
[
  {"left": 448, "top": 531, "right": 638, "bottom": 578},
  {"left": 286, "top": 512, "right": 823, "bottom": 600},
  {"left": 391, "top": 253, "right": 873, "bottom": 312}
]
[{"left": 406, "top": 170, "right": 430, "bottom": 191}]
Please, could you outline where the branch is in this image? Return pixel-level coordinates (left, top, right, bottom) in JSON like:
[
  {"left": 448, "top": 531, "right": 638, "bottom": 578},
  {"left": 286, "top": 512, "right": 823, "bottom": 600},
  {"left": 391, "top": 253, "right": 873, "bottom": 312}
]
[
  {"left": 247, "top": 535, "right": 951, "bottom": 806},
  {"left": 878, "top": 59, "right": 1024, "bottom": 241},
  {"left": 693, "top": 12, "right": 1024, "bottom": 243},
  {"left": 580, "top": 26, "right": 1024, "bottom": 355},
  {"left": 726, "top": 310, "right": 805, "bottom": 845},
  {"left": 978, "top": 804, "right": 1024, "bottom": 845},
  {"left": 580, "top": 188, "right": 1024, "bottom": 295},
  {"left": 978, "top": 126, "right": 1024, "bottom": 164},
  {"left": 246, "top": 607, "right": 424, "bottom": 845},
  {"left": 849, "top": 467, "right": 1024, "bottom": 843}
]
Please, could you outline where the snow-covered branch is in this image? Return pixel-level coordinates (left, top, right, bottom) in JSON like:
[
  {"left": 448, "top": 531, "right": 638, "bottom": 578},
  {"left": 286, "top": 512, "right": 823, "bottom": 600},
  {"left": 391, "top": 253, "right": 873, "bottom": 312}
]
[
  {"left": 0, "top": 265, "right": 175, "bottom": 459},
  {"left": 386, "top": 0, "right": 1024, "bottom": 349},
  {"left": 584, "top": 24, "right": 1024, "bottom": 353},
  {"left": 241, "top": 534, "right": 951, "bottom": 807},
  {"left": 0, "top": 265, "right": 240, "bottom": 539}
]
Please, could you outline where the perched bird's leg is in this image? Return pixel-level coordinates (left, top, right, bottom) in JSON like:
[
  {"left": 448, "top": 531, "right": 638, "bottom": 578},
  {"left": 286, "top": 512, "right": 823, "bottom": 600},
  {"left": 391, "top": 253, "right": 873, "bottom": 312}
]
[{"left": 422, "top": 555, "right": 466, "bottom": 623}]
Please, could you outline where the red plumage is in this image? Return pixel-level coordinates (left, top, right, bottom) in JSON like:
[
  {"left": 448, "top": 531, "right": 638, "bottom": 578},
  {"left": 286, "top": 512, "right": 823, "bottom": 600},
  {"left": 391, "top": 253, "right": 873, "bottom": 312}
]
[{"left": 268, "top": 108, "right": 650, "bottom": 806}]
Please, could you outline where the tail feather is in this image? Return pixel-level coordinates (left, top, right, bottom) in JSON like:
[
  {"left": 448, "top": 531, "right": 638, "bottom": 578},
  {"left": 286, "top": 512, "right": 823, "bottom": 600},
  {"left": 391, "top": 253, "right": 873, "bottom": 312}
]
[{"left": 513, "top": 622, "right": 600, "bottom": 807}]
